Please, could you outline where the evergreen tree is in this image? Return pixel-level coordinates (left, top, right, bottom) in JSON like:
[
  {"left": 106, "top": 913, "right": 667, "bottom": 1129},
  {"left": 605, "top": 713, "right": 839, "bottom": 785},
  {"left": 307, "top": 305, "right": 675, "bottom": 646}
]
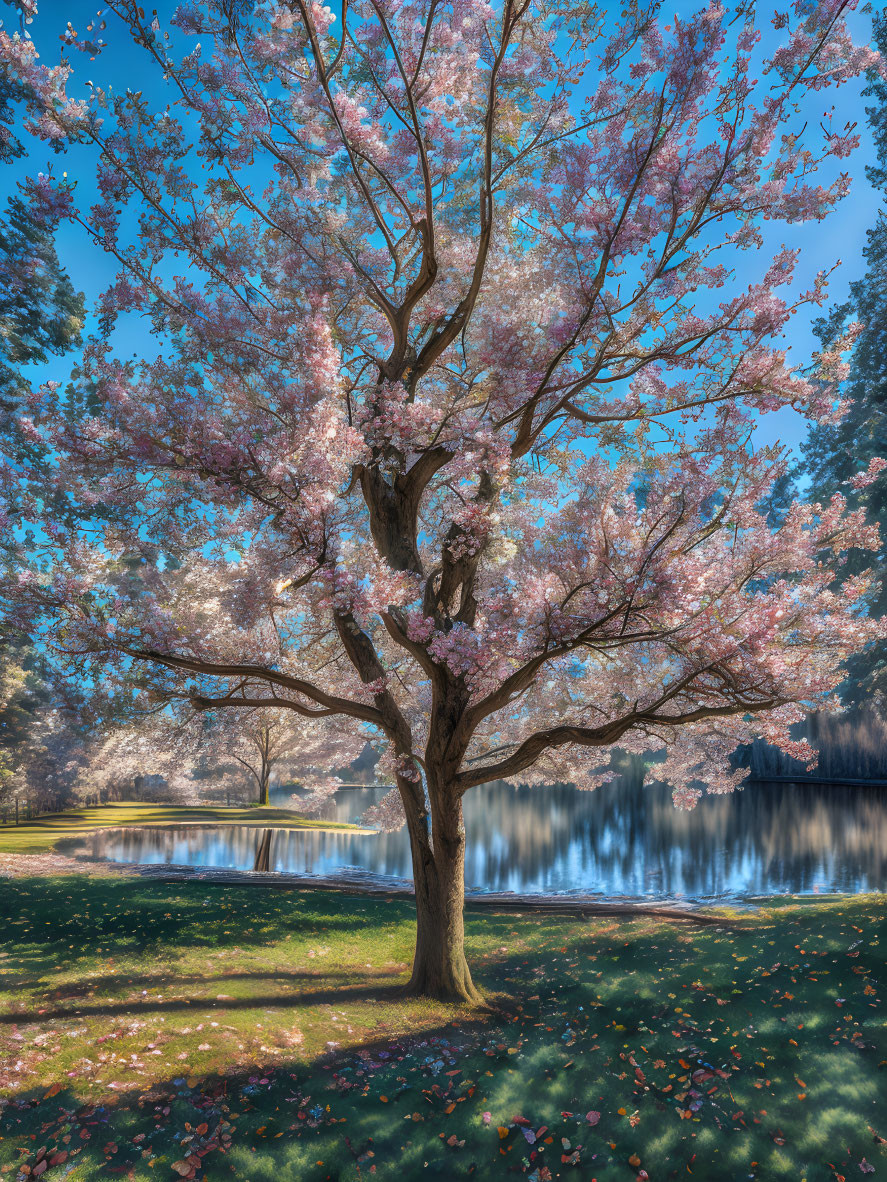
[
  {"left": 0, "top": 16, "right": 86, "bottom": 785},
  {"left": 0, "top": 23, "right": 84, "bottom": 575},
  {"left": 0, "top": 0, "right": 82, "bottom": 426},
  {"left": 803, "top": 12, "right": 887, "bottom": 705},
  {"left": 0, "top": 195, "right": 84, "bottom": 427}
]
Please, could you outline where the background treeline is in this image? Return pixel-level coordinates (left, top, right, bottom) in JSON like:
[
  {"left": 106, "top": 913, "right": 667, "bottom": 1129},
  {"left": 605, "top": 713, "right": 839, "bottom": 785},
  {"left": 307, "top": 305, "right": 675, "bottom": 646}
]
[
  {"left": 740, "top": 714, "right": 887, "bottom": 785},
  {"left": 751, "top": 13, "right": 887, "bottom": 783}
]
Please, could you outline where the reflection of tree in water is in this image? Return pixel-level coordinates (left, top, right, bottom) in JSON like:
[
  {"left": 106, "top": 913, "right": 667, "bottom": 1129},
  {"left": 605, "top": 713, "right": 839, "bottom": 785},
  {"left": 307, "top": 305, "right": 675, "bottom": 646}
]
[
  {"left": 80, "top": 777, "right": 887, "bottom": 898},
  {"left": 253, "top": 828, "right": 272, "bottom": 871}
]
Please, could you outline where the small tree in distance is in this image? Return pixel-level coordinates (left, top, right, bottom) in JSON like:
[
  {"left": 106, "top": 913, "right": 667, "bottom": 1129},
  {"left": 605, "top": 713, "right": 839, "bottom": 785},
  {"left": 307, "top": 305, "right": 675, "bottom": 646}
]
[
  {"left": 82, "top": 705, "right": 363, "bottom": 806},
  {"left": 185, "top": 703, "right": 364, "bottom": 806},
  {"left": 1, "top": 0, "right": 883, "bottom": 1000},
  {"left": 229, "top": 714, "right": 289, "bottom": 807}
]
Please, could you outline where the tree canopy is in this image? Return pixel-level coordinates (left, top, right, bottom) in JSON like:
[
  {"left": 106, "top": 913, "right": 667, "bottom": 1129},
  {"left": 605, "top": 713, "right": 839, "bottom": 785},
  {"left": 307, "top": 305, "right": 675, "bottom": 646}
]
[{"left": 0, "top": 0, "right": 881, "bottom": 998}]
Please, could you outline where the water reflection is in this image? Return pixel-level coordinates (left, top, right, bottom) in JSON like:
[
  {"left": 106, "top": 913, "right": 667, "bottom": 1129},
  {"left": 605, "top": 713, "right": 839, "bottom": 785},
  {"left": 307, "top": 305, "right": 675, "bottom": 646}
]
[{"left": 63, "top": 775, "right": 887, "bottom": 900}]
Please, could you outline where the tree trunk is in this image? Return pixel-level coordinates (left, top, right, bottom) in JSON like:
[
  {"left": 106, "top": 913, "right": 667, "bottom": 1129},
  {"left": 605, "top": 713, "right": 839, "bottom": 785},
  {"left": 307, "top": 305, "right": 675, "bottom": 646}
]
[
  {"left": 259, "top": 773, "right": 269, "bottom": 807},
  {"left": 402, "top": 790, "right": 481, "bottom": 1004}
]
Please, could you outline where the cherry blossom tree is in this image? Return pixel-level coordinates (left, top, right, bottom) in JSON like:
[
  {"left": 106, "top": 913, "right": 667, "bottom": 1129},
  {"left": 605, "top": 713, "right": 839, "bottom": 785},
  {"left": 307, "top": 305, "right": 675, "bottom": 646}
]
[
  {"left": 0, "top": 0, "right": 883, "bottom": 1000},
  {"left": 219, "top": 711, "right": 298, "bottom": 806},
  {"left": 81, "top": 704, "right": 363, "bottom": 805},
  {"left": 80, "top": 709, "right": 213, "bottom": 802},
  {"left": 182, "top": 702, "right": 365, "bottom": 805}
]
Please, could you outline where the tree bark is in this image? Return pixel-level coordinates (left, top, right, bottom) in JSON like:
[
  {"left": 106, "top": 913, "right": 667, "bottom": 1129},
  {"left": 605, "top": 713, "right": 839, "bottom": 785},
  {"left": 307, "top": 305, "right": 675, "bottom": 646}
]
[
  {"left": 259, "top": 772, "right": 269, "bottom": 807},
  {"left": 402, "top": 790, "right": 481, "bottom": 1004}
]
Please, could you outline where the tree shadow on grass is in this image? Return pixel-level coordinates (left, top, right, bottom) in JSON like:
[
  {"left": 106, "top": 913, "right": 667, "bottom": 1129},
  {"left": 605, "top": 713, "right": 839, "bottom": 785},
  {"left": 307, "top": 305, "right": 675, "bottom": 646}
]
[
  {"left": 0, "top": 875, "right": 419, "bottom": 965},
  {"left": 35, "top": 968, "right": 408, "bottom": 1002},
  {"left": 0, "top": 980, "right": 418, "bottom": 1024}
]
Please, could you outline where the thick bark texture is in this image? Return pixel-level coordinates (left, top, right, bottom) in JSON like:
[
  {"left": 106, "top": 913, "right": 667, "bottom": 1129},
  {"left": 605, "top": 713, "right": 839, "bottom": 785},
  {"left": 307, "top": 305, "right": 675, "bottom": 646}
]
[{"left": 402, "top": 789, "right": 481, "bottom": 1004}]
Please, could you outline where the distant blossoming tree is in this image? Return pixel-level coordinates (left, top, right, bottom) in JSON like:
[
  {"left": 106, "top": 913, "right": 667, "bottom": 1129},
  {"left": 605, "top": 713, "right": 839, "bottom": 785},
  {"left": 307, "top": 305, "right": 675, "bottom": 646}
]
[
  {"left": 0, "top": 641, "right": 87, "bottom": 811},
  {"left": 82, "top": 705, "right": 362, "bottom": 806},
  {"left": 220, "top": 710, "right": 319, "bottom": 806},
  {"left": 77, "top": 713, "right": 200, "bottom": 802},
  {"left": 183, "top": 701, "right": 364, "bottom": 805},
  {"left": 0, "top": 0, "right": 883, "bottom": 999}
]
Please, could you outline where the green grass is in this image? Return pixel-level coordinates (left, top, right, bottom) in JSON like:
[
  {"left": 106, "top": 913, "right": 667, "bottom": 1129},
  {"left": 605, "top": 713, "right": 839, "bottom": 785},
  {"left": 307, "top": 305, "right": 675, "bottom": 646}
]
[
  {"left": 0, "top": 801, "right": 372, "bottom": 854},
  {"left": 0, "top": 879, "right": 884, "bottom": 1181}
]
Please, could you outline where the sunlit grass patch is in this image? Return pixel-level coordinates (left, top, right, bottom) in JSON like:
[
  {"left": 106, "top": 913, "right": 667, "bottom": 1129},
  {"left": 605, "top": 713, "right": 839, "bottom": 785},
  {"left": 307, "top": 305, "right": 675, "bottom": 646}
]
[{"left": 0, "top": 801, "right": 370, "bottom": 855}]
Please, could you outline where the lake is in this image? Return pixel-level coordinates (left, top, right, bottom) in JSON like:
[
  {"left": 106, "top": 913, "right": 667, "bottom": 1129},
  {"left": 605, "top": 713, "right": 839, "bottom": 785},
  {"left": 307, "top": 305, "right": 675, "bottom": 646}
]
[{"left": 62, "top": 774, "right": 887, "bottom": 902}]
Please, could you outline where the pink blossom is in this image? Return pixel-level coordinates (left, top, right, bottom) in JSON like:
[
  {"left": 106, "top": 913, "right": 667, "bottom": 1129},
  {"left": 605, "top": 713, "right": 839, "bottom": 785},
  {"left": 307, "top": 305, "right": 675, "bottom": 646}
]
[{"left": 849, "top": 457, "right": 886, "bottom": 491}]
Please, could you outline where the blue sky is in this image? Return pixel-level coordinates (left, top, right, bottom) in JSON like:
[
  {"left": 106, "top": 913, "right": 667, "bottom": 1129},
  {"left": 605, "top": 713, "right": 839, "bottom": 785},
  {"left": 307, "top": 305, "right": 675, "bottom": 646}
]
[{"left": 1, "top": 0, "right": 881, "bottom": 457}]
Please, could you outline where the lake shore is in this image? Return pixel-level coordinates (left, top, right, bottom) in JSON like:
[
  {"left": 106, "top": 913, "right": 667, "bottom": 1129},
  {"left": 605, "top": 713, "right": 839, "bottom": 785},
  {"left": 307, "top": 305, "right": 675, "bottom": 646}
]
[
  {"left": 0, "top": 847, "right": 746, "bottom": 926},
  {"left": 0, "top": 801, "right": 376, "bottom": 857}
]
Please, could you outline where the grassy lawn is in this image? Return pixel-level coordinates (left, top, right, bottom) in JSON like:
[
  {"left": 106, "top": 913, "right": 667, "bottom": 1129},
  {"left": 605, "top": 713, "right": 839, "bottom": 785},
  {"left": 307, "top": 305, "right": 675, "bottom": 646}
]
[
  {"left": 0, "top": 879, "right": 883, "bottom": 1181},
  {"left": 0, "top": 802, "right": 371, "bottom": 855}
]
